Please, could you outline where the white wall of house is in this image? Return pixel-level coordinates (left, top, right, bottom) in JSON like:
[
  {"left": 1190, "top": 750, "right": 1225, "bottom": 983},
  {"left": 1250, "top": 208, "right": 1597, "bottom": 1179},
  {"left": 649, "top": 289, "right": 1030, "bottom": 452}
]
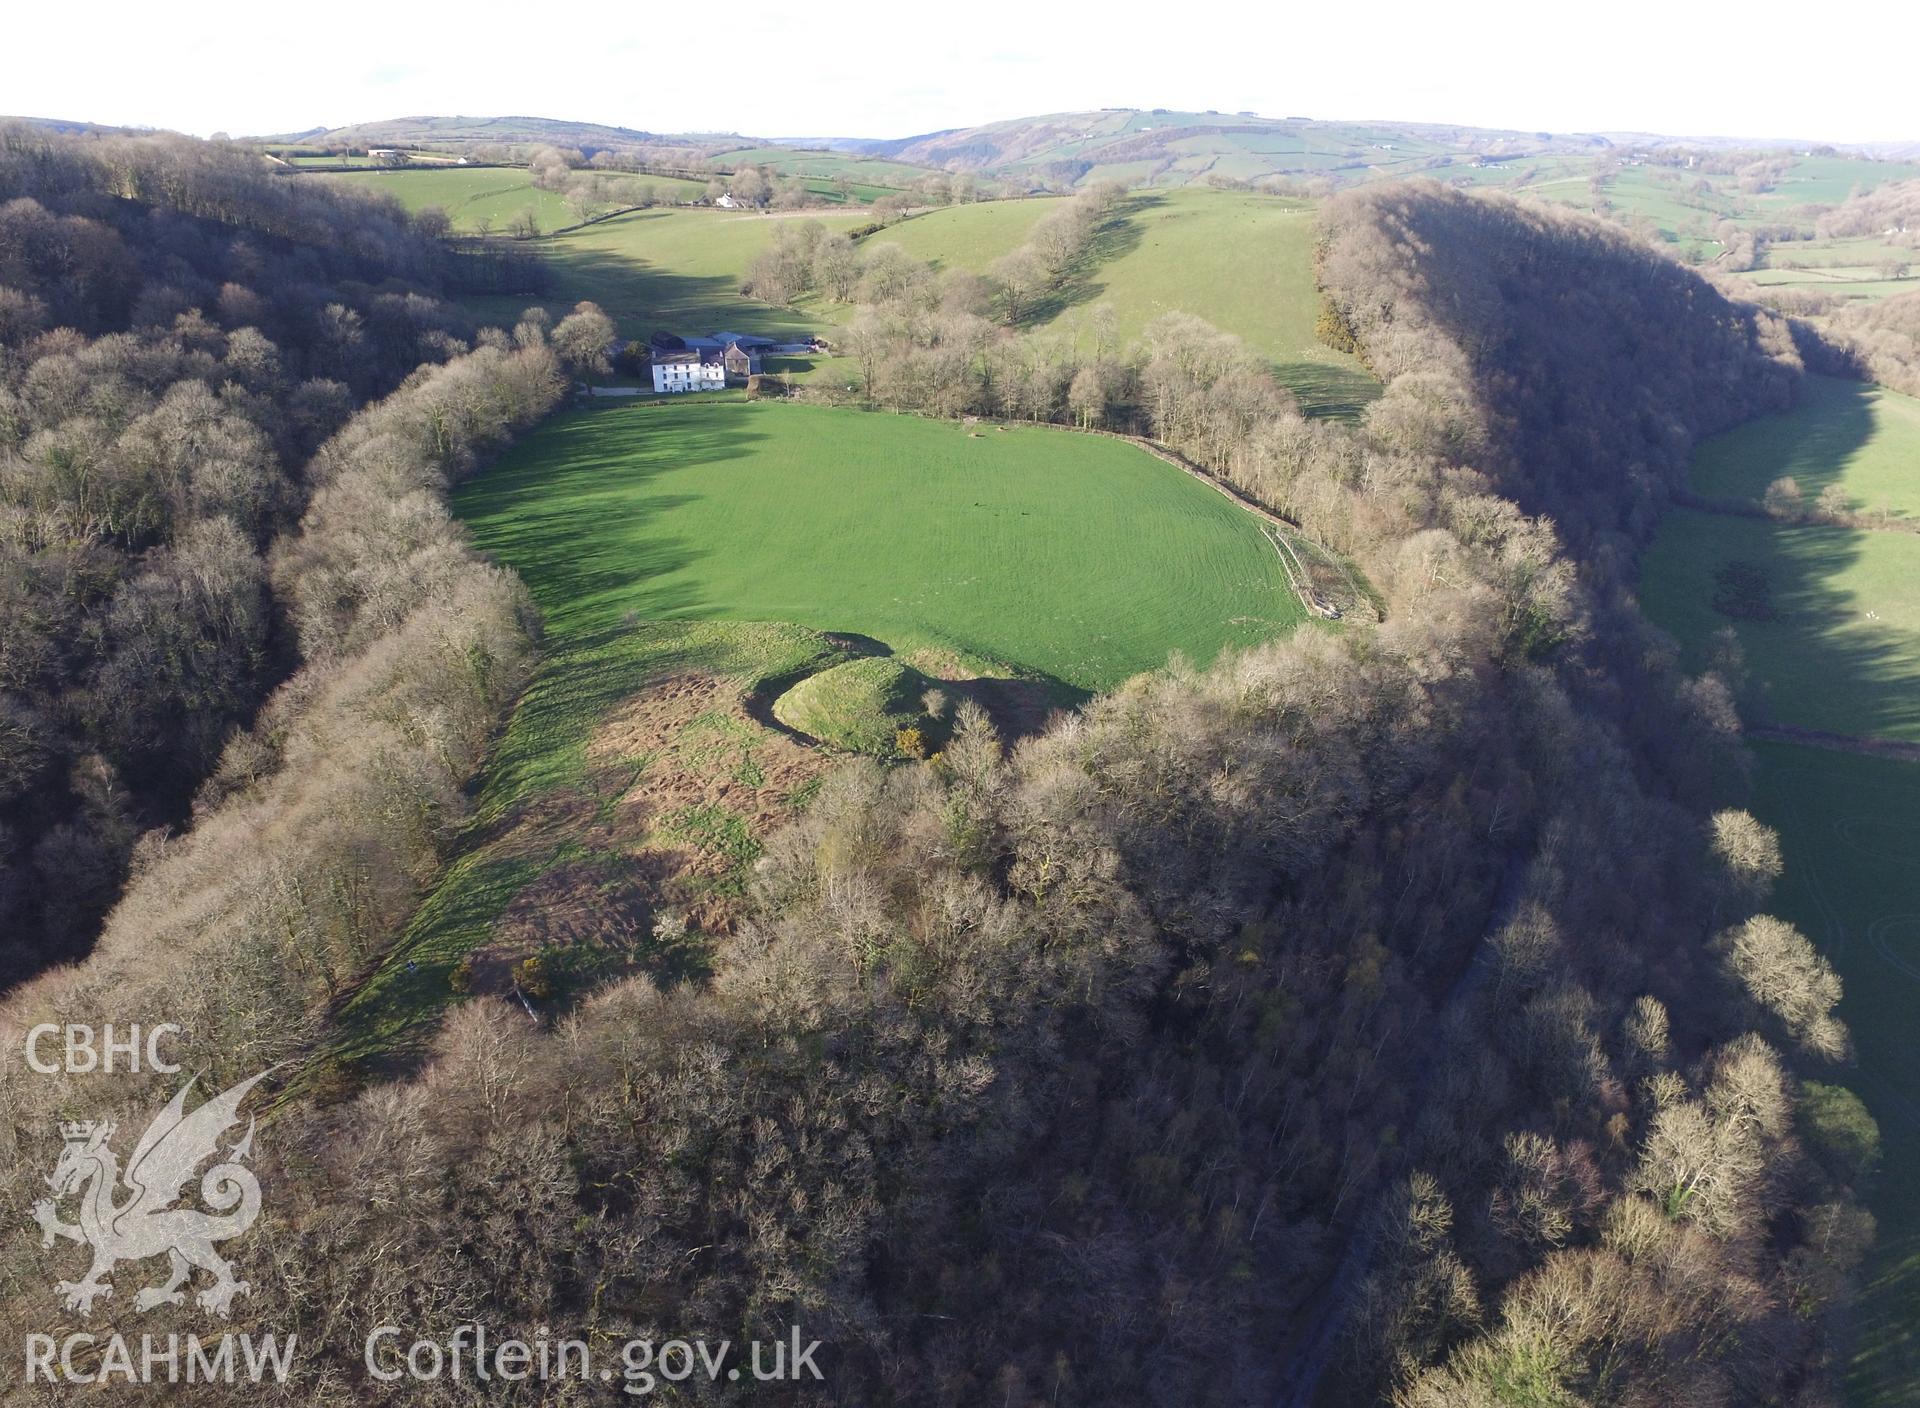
[{"left": 651, "top": 359, "right": 727, "bottom": 393}]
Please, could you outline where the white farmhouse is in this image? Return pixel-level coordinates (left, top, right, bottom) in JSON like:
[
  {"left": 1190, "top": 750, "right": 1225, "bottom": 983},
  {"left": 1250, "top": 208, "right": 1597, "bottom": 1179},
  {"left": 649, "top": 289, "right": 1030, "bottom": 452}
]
[{"left": 651, "top": 348, "right": 726, "bottom": 393}]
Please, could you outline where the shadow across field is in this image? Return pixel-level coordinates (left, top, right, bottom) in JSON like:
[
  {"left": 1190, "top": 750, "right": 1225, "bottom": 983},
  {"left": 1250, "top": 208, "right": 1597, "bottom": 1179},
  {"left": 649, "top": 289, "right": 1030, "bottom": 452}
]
[
  {"left": 1017, "top": 193, "right": 1156, "bottom": 327},
  {"left": 1748, "top": 745, "right": 1920, "bottom": 1408},
  {"left": 456, "top": 402, "right": 770, "bottom": 633},
  {"left": 1645, "top": 507, "right": 1920, "bottom": 741},
  {"left": 460, "top": 214, "right": 823, "bottom": 340},
  {"left": 1692, "top": 377, "right": 1886, "bottom": 510},
  {"left": 1276, "top": 360, "right": 1382, "bottom": 421}
]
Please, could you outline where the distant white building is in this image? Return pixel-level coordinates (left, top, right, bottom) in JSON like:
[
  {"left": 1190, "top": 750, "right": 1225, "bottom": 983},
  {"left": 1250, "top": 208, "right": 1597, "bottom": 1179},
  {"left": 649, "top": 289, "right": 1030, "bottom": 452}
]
[
  {"left": 713, "top": 193, "right": 739, "bottom": 209},
  {"left": 651, "top": 348, "right": 726, "bottom": 393}
]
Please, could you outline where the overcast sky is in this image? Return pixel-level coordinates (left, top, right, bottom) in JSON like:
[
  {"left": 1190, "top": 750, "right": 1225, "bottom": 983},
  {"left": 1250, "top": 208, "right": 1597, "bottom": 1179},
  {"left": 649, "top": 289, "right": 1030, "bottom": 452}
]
[{"left": 7, "top": 0, "right": 1916, "bottom": 145}]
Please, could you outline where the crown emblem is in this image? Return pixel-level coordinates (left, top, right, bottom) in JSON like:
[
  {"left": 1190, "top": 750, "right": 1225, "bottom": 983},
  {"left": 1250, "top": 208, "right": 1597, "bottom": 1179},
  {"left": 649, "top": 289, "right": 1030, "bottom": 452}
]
[{"left": 58, "top": 1120, "right": 114, "bottom": 1144}]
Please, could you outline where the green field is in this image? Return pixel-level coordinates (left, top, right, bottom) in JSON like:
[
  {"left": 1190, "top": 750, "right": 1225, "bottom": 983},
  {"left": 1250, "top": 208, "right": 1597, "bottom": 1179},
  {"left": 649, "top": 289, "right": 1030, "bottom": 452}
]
[
  {"left": 1053, "top": 189, "right": 1376, "bottom": 415},
  {"left": 1641, "top": 375, "right": 1920, "bottom": 741},
  {"left": 455, "top": 399, "right": 1303, "bottom": 690},
  {"left": 872, "top": 198, "right": 1071, "bottom": 270},
  {"left": 315, "top": 167, "right": 577, "bottom": 232},
  {"left": 462, "top": 206, "right": 871, "bottom": 337},
  {"left": 1690, "top": 376, "right": 1920, "bottom": 514},
  {"left": 315, "top": 166, "right": 710, "bottom": 233},
  {"left": 801, "top": 177, "right": 900, "bottom": 205},
  {"left": 715, "top": 145, "right": 937, "bottom": 187},
  {"left": 1642, "top": 508, "right": 1920, "bottom": 740},
  {"left": 1747, "top": 743, "right": 1920, "bottom": 1408},
  {"left": 874, "top": 188, "right": 1378, "bottom": 416},
  {"left": 1644, "top": 370, "right": 1920, "bottom": 1407},
  {"left": 1757, "top": 155, "right": 1920, "bottom": 208},
  {"left": 1745, "top": 265, "right": 1919, "bottom": 304},
  {"left": 1765, "top": 237, "right": 1917, "bottom": 270}
]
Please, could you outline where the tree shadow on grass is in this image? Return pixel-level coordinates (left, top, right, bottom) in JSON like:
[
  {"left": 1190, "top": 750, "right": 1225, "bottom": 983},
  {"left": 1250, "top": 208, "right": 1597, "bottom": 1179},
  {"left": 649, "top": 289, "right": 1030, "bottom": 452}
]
[
  {"left": 456, "top": 401, "right": 781, "bottom": 631},
  {"left": 1275, "top": 358, "right": 1382, "bottom": 421},
  {"left": 1650, "top": 507, "right": 1920, "bottom": 741},
  {"left": 1018, "top": 193, "right": 1157, "bottom": 327},
  {"left": 459, "top": 217, "right": 827, "bottom": 342},
  {"left": 1642, "top": 371, "right": 1920, "bottom": 739},
  {"left": 1693, "top": 377, "right": 1891, "bottom": 512}
]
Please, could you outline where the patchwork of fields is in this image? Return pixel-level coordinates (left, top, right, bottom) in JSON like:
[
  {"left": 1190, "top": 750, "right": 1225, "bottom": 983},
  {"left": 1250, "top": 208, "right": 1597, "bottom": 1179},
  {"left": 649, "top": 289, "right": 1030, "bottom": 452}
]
[
  {"left": 1641, "top": 372, "right": 1920, "bottom": 1408},
  {"left": 713, "top": 145, "right": 939, "bottom": 188},
  {"left": 460, "top": 186, "right": 1377, "bottom": 416}
]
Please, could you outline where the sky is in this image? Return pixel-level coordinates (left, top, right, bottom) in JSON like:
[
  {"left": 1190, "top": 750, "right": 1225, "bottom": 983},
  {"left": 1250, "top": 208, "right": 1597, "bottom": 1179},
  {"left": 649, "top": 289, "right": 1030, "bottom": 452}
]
[{"left": 6, "top": 0, "right": 1917, "bottom": 145}]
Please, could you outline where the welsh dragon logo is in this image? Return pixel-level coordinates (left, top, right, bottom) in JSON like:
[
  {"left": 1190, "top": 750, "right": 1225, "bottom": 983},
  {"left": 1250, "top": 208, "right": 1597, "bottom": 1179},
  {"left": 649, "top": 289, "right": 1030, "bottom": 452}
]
[{"left": 32, "top": 1070, "right": 271, "bottom": 1318}]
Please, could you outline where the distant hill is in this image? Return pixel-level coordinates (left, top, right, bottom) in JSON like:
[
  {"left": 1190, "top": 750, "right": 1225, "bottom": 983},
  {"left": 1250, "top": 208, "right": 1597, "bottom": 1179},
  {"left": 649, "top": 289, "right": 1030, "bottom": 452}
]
[
  {"left": 844, "top": 109, "right": 1616, "bottom": 189},
  {"left": 238, "top": 110, "right": 1920, "bottom": 193},
  {"left": 250, "top": 114, "right": 746, "bottom": 155},
  {"left": 0, "top": 115, "right": 160, "bottom": 137}
]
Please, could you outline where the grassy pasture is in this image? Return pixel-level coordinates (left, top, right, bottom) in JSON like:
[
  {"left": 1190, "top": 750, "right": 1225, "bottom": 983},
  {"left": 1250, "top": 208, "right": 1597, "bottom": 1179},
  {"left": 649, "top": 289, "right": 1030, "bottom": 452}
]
[
  {"left": 315, "top": 166, "right": 711, "bottom": 234},
  {"left": 869, "top": 198, "right": 1070, "bottom": 270},
  {"left": 870, "top": 188, "right": 1378, "bottom": 416},
  {"left": 1045, "top": 189, "right": 1377, "bottom": 416},
  {"left": 460, "top": 206, "right": 869, "bottom": 338},
  {"left": 1746, "top": 743, "right": 1920, "bottom": 1408},
  {"left": 1641, "top": 372, "right": 1920, "bottom": 1407},
  {"left": 715, "top": 146, "right": 937, "bottom": 187},
  {"left": 1642, "top": 509, "right": 1920, "bottom": 741},
  {"left": 313, "top": 167, "right": 578, "bottom": 232},
  {"left": 1765, "top": 237, "right": 1917, "bottom": 270},
  {"left": 1641, "top": 375, "right": 1920, "bottom": 741},
  {"left": 1745, "top": 264, "right": 1919, "bottom": 303},
  {"left": 1756, "top": 156, "right": 1920, "bottom": 207},
  {"left": 802, "top": 177, "right": 899, "bottom": 204},
  {"left": 1689, "top": 376, "right": 1920, "bottom": 514},
  {"left": 453, "top": 399, "right": 1304, "bottom": 692}
]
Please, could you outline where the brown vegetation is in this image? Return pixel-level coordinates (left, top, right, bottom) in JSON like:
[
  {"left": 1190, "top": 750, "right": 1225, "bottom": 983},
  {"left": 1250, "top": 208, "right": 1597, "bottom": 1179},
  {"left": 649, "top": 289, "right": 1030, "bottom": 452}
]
[
  {"left": 0, "top": 123, "right": 492, "bottom": 980},
  {"left": 0, "top": 175, "right": 1878, "bottom": 1407}
]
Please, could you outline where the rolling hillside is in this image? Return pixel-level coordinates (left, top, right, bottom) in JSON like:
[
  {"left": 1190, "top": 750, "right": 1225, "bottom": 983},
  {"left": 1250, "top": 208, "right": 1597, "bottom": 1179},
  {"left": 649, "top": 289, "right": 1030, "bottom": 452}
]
[
  {"left": 310, "top": 166, "right": 576, "bottom": 233},
  {"left": 879, "top": 187, "right": 1377, "bottom": 414},
  {"left": 460, "top": 205, "right": 872, "bottom": 338},
  {"left": 311, "top": 165, "right": 710, "bottom": 233},
  {"left": 860, "top": 108, "right": 1616, "bottom": 189},
  {"left": 711, "top": 144, "right": 942, "bottom": 188},
  {"left": 258, "top": 114, "right": 742, "bottom": 153}
]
